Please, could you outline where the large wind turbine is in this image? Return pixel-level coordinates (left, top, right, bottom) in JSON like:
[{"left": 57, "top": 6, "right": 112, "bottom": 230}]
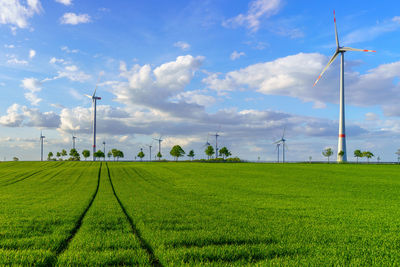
[
  {"left": 85, "top": 75, "right": 102, "bottom": 161},
  {"left": 40, "top": 131, "right": 45, "bottom": 161},
  {"left": 313, "top": 10, "right": 375, "bottom": 162}
]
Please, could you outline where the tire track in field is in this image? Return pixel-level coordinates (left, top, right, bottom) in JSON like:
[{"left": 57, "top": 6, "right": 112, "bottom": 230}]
[
  {"left": 105, "top": 162, "right": 163, "bottom": 267},
  {"left": 53, "top": 162, "right": 102, "bottom": 260},
  {"left": 0, "top": 161, "right": 65, "bottom": 186}
]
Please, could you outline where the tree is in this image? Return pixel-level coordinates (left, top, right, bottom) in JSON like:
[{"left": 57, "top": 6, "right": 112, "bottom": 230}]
[
  {"left": 82, "top": 150, "right": 90, "bottom": 161},
  {"left": 13, "top": 157, "right": 19, "bottom": 161},
  {"left": 69, "top": 149, "right": 80, "bottom": 161},
  {"left": 157, "top": 151, "right": 162, "bottom": 160},
  {"left": 322, "top": 148, "right": 333, "bottom": 163},
  {"left": 188, "top": 150, "right": 195, "bottom": 161},
  {"left": 94, "top": 150, "right": 105, "bottom": 160},
  {"left": 363, "top": 151, "right": 374, "bottom": 163},
  {"left": 56, "top": 152, "right": 61, "bottom": 160},
  {"left": 107, "top": 151, "right": 112, "bottom": 161},
  {"left": 170, "top": 145, "right": 185, "bottom": 161},
  {"left": 377, "top": 156, "right": 381, "bottom": 163},
  {"left": 47, "top": 152, "right": 54, "bottom": 161},
  {"left": 205, "top": 145, "right": 215, "bottom": 160},
  {"left": 137, "top": 150, "right": 145, "bottom": 161},
  {"left": 61, "top": 149, "right": 67, "bottom": 159},
  {"left": 219, "top": 147, "right": 231, "bottom": 159},
  {"left": 354, "top": 149, "right": 362, "bottom": 163},
  {"left": 112, "top": 149, "right": 124, "bottom": 161}
]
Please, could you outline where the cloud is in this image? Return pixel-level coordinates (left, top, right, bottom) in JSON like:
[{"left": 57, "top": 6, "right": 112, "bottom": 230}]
[
  {"left": 49, "top": 57, "right": 64, "bottom": 64},
  {"left": 60, "top": 12, "right": 91, "bottom": 25},
  {"left": 174, "top": 41, "right": 190, "bottom": 51},
  {"left": 223, "top": 0, "right": 281, "bottom": 32},
  {"left": 44, "top": 65, "right": 91, "bottom": 82},
  {"left": 55, "top": 0, "right": 72, "bottom": 6},
  {"left": 7, "top": 58, "right": 28, "bottom": 65},
  {"left": 61, "top": 46, "right": 79, "bottom": 53},
  {"left": 29, "top": 49, "right": 36, "bottom": 59},
  {"left": 4, "top": 44, "right": 15, "bottom": 48},
  {"left": 343, "top": 16, "right": 400, "bottom": 45},
  {"left": 230, "top": 51, "right": 245, "bottom": 60},
  {"left": 0, "top": 104, "right": 60, "bottom": 128},
  {"left": 21, "top": 78, "right": 42, "bottom": 105},
  {"left": 0, "top": 0, "right": 42, "bottom": 29}
]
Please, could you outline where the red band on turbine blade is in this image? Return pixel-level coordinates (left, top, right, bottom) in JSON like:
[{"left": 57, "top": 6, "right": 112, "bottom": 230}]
[
  {"left": 93, "top": 145, "right": 96, "bottom": 147},
  {"left": 339, "top": 134, "right": 345, "bottom": 138}
]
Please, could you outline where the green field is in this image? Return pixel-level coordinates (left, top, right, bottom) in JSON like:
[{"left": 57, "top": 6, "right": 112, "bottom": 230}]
[{"left": 1, "top": 162, "right": 400, "bottom": 265}]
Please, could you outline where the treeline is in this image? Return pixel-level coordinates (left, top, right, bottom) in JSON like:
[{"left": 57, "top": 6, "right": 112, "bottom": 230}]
[{"left": 47, "top": 148, "right": 125, "bottom": 161}]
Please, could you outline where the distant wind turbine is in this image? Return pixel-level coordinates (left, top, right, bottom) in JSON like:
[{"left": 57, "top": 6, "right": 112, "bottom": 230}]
[
  {"left": 40, "top": 131, "right": 45, "bottom": 161},
  {"left": 147, "top": 141, "right": 153, "bottom": 162},
  {"left": 153, "top": 136, "right": 163, "bottom": 160},
  {"left": 85, "top": 74, "right": 102, "bottom": 161},
  {"left": 273, "top": 128, "right": 287, "bottom": 163},
  {"left": 313, "top": 10, "right": 375, "bottom": 162}
]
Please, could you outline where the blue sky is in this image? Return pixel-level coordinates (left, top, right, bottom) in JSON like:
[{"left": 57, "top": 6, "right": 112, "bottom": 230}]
[{"left": 1, "top": 0, "right": 400, "bottom": 161}]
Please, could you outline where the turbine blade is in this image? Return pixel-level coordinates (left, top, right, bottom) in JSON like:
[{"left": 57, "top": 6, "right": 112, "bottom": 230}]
[
  {"left": 334, "top": 10, "right": 339, "bottom": 48},
  {"left": 341, "top": 47, "right": 376, "bottom": 53},
  {"left": 84, "top": 94, "right": 92, "bottom": 99},
  {"left": 282, "top": 126, "right": 286, "bottom": 139},
  {"left": 92, "top": 73, "right": 103, "bottom": 97},
  {"left": 313, "top": 51, "right": 339, "bottom": 87}
]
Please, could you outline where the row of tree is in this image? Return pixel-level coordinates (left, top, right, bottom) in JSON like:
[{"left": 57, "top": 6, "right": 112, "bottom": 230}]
[
  {"left": 322, "top": 148, "right": 375, "bottom": 163},
  {"left": 47, "top": 148, "right": 124, "bottom": 161}
]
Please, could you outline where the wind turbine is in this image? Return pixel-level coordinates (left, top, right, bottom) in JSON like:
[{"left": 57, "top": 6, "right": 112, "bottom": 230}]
[
  {"left": 202, "top": 133, "right": 211, "bottom": 159},
  {"left": 273, "top": 128, "right": 287, "bottom": 163},
  {"left": 147, "top": 141, "right": 153, "bottom": 162},
  {"left": 212, "top": 126, "right": 221, "bottom": 159},
  {"left": 85, "top": 74, "right": 102, "bottom": 161},
  {"left": 313, "top": 10, "right": 375, "bottom": 162},
  {"left": 153, "top": 136, "right": 163, "bottom": 160},
  {"left": 103, "top": 140, "right": 106, "bottom": 155},
  {"left": 72, "top": 133, "right": 77, "bottom": 150},
  {"left": 40, "top": 131, "right": 45, "bottom": 161}
]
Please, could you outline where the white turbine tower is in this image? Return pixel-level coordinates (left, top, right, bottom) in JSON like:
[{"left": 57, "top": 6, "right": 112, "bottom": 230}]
[
  {"left": 85, "top": 75, "right": 102, "bottom": 161},
  {"left": 313, "top": 10, "right": 375, "bottom": 162},
  {"left": 40, "top": 131, "right": 45, "bottom": 161}
]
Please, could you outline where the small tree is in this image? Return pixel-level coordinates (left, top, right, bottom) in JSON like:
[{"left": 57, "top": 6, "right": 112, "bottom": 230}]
[
  {"left": 322, "top": 148, "right": 333, "bottom": 163},
  {"left": 363, "top": 151, "right": 374, "bottom": 163},
  {"left": 56, "top": 152, "right": 61, "bottom": 160},
  {"left": 69, "top": 149, "right": 80, "bottom": 161},
  {"left": 94, "top": 150, "right": 105, "bottom": 160},
  {"left": 219, "top": 147, "right": 231, "bottom": 159},
  {"left": 47, "top": 152, "right": 54, "bottom": 161},
  {"left": 137, "top": 150, "right": 145, "bottom": 161},
  {"left": 354, "top": 149, "right": 362, "bottom": 163},
  {"left": 157, "top": 151, "right": 162, "bottom": 160},
  {"left": 115, "top": 150, "right": 124, "bottom": 161},
  {"left": 82, "top": 150, "right": 90, "bottom": 161},
  {"left": 205, "top": 145, "right": 215, "bottom": 160},
  {"left": 107, "top": 151, "right": 112, "bottom": 161},
  {"left": 188, "top": 150, "right": 195, "bottom": 161},
  {"left": 61, "top": 149, "right": 67, "bottom": 160},
  {"left": 112, "top": 148, "right": 118, "bottom": 161},
  {"left": 170, "top": 145, "right": 185, "bottom": 161},
  {"left": 13, "top": 157, "right": 19, "bottom": 161}
]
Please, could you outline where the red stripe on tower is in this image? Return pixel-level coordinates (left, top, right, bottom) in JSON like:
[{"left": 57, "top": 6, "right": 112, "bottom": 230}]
[{"left": 339, "top": 134, "right": 345, "bottom": 138}]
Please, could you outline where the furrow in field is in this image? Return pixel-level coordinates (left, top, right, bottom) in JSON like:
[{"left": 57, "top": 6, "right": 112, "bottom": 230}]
[
  {"left": 54, "top": 162, "right": 102, "bottom": 258},
  {"left": 0, "top": 162, "right": 100, "bottom": 266},
  {"left": 105, "top": 162, "right": 161, "bottom": 267},
  {"left": 56, "top": 162, "right": 151, "bottom": 265}
]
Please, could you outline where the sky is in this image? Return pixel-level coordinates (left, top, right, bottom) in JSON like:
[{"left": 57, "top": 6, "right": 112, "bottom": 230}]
[{"left": 1, "top": 0, "right": 400, "bottom": 162}]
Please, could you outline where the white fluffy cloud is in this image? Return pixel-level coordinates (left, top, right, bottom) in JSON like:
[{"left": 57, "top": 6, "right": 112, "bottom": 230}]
[
  {"left": 21, "top": 78, "right": 42, "bottom": 105},
  {"left": 223, "top": 0, "right": 281, "bottom": 32},
  {"left": 0, "top": 104, "right": 60, "bottom": 128},
  {"left": 0, "top": 0, "right": 42, "bottom": 29},
  {"left": 55, "top": 0, "right": 72, "bottom": 6},
  {"left": 174, "top": 41, "right": 190, "bottom": 51},
  {"left": 60, "top": 12, "right": 90, "bottom": 25},
  {"left": 44, "top": 65, "right": 90, "bottom": 82},
  {"left": 29, "top": 49, "right": 36, "bottom": 59},
  {"left": 230, "top": 51, "right": 245, "bottom": 60}
]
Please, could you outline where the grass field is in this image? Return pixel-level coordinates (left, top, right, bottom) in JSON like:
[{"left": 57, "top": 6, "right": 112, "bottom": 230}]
[{"left": 1, "top": 162, "right": 400, "bottom": 265}]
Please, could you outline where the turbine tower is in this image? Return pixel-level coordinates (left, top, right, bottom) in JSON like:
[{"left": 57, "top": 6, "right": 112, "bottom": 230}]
[
  {"left": 72, "top": 133, "right": 77, "bottom": 150},
  {"left": 85, "top": 75, "right": 102, "bottom": 161},
  {"left": 313, "top": 10, "right": 375, "bottom": 162},
  {"left": 103, "top": 141, "right": 106, "bottom": 154},
  {"left": 273, "top": 128, "right": 287, "bottom": 163},
  {"left": 147, "top": 143, "right": 152, "bottom": 162},
  {"left": 213, "top": 132, "right": 219, "bottom": 159},
  {"left": 153, "top": 136, "right": 163, "bottom": 160},
  {"left": 40, "top": 131, "right": 45, "bottom": 161}
]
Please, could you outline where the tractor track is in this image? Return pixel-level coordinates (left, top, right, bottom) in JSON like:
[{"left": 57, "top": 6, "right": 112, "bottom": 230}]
[
  {"left": 105, "top": 162, "right": 162, "bottom": 267},
  {"left": 53, "top": 162, "right": 102, "bottom": 262}
]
